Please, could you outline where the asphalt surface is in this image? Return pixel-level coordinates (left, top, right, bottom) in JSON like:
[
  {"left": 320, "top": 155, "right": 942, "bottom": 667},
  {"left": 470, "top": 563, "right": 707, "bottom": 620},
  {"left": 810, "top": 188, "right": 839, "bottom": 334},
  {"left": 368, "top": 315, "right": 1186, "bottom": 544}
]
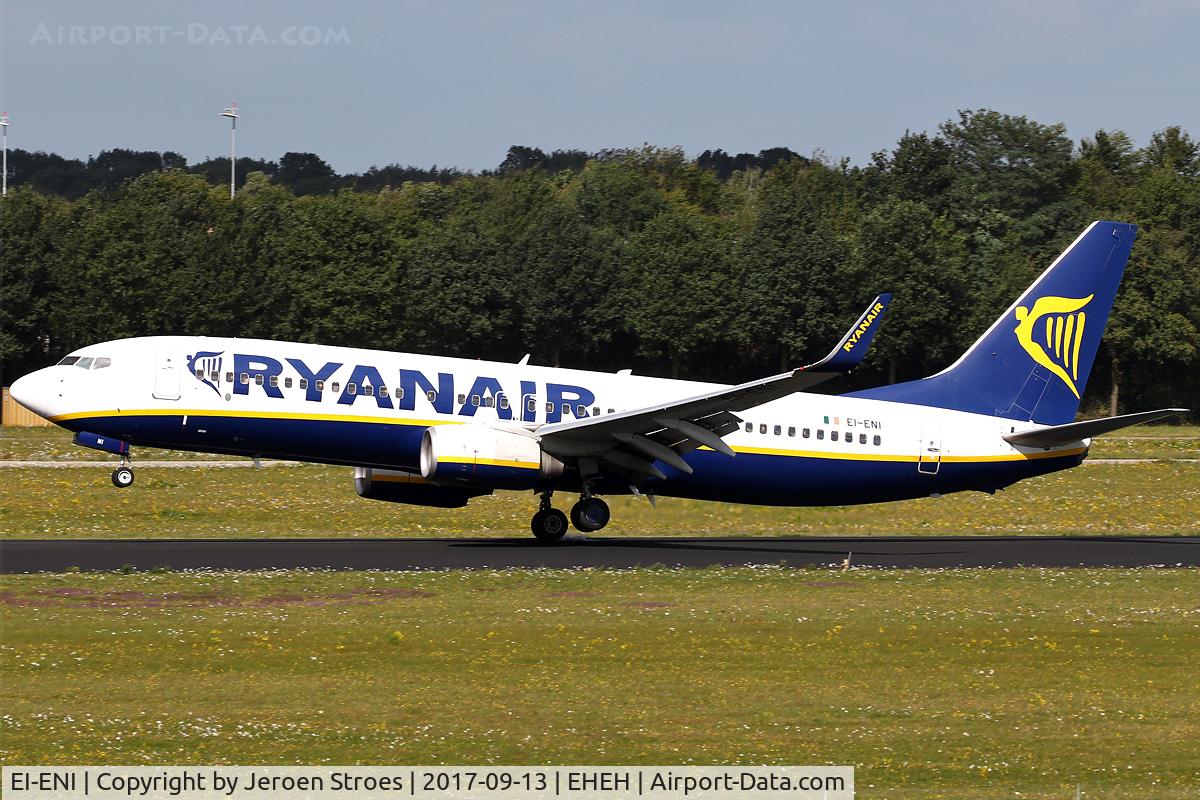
[{"left": 2, "top": 536, "right": 1197, "bottom": 572}]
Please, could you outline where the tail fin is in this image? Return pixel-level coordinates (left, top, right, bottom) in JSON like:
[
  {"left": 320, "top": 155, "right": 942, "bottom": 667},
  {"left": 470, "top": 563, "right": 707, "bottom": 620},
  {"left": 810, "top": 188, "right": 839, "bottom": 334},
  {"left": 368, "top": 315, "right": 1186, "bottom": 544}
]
[{"left": 848, "top": 221, "right": 1137, "bottom": 424}]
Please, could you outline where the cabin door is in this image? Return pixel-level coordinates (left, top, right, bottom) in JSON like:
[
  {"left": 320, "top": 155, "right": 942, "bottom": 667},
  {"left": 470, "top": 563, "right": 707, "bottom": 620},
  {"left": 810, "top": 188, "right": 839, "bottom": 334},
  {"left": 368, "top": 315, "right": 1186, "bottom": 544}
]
[
  {"left": 917, "top": 420, "right": 942, "bottom": 475},
  {"left": 153, "top": 350, "right": 181, "bottom": 400}
]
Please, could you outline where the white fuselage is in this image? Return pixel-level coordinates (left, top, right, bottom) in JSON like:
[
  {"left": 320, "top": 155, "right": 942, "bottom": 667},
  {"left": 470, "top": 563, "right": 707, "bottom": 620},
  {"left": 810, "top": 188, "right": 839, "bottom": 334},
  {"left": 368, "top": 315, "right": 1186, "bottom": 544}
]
[{"left": 11, "top": 336, "right": 1087, "bottom": 507}]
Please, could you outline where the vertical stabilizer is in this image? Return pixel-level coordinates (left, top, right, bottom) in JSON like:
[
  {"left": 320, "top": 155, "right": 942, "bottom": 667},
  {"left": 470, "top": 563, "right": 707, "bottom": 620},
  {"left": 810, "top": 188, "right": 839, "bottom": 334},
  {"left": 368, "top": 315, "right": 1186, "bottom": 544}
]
[{"left": 848, "top": 221, "right": 1137, "bottom": 424}]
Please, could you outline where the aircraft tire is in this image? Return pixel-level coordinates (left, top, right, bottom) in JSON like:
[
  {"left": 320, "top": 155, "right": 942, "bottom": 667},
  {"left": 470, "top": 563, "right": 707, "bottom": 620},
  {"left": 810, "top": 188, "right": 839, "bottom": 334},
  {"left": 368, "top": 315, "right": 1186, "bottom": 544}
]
[
  {"left": 111, "top": 466, "right": 135, "bottom": 488},
  {"left": 570, "top": 497, "right": 610, "bottom": 532},
  {"left": 531, "top": 508, "right": 569, "bottom": 542}
]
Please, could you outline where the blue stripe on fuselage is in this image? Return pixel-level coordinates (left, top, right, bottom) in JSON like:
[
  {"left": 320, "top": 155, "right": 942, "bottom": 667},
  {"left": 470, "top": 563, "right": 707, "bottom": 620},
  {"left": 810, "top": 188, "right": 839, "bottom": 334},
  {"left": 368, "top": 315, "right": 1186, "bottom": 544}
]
[{"left": 58, "top": 413, "right": 1084, "bottom": 505}]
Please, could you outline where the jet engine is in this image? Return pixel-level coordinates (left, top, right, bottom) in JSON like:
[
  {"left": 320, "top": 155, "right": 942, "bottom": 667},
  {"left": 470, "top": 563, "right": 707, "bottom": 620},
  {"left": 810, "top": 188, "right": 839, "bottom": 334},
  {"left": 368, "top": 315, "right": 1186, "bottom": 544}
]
[
  {"left": 353, "top": 467, "right": 491, "bottom": 508},
  {"left": 420, "top": 425, "right": 565, "bottom": 489}
]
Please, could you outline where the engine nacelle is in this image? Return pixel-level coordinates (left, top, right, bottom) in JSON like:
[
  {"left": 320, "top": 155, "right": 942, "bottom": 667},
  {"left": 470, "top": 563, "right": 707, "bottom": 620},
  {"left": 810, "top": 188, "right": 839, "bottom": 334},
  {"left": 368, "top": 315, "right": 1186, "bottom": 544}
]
[
  {"left": 354, "top": 467, "right": 491, "bottom": 508},
  {"left": 420, "top": 425, "right": 565, "bottom": 490}
]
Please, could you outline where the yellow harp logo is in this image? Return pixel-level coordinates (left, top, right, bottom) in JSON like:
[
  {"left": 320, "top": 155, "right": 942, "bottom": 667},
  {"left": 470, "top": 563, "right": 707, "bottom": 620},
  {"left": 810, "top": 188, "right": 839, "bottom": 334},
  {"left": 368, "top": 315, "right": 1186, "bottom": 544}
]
[{"left": 1014, "top": 294, "right": 1093, "bottom": 399}]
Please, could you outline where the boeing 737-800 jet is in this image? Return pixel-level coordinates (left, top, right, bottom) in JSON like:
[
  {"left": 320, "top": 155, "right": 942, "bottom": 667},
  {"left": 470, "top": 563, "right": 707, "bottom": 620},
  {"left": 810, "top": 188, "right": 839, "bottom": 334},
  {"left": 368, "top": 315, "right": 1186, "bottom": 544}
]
[{"left": 9, "top": 221, "right": 1186, "bottom": 541}]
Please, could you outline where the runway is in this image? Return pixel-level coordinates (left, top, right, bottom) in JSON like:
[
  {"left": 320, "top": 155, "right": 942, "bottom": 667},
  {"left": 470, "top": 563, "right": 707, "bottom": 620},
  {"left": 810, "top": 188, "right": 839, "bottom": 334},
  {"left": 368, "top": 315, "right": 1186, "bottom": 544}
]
[{"left": 2, "top": 536, "right": 1197, "bottom": 572}]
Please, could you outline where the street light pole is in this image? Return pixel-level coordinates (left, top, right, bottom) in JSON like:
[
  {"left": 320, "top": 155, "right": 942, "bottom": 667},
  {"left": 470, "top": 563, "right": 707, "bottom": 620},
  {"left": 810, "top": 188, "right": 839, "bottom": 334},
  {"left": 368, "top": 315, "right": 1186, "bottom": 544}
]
[
  {"left": 1, "top": 112, "right": 10, "bottom": 197},
  {"left": 219, "top": 102, "right": 238, "bottom": 198}
]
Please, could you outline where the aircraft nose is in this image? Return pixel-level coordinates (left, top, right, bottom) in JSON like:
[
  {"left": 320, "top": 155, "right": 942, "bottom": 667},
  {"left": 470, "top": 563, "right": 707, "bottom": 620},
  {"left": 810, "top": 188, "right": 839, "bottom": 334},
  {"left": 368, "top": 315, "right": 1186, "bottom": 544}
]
[{"left": 8, "top": 368, "right": 60, "bottom": 419}]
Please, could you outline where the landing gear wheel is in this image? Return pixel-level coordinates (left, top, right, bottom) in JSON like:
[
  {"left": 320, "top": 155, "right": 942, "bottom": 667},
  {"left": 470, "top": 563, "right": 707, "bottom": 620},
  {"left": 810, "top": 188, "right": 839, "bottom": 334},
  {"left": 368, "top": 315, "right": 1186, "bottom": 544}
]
[
  {"left": 531, "top": 508, "right": 569, "bottom": 542},
  {"left": 570, "top": 497, "right": 611, "bottom": 532},
  {"left": 111, "top": 466, "right": 134, "bottom": 488}
]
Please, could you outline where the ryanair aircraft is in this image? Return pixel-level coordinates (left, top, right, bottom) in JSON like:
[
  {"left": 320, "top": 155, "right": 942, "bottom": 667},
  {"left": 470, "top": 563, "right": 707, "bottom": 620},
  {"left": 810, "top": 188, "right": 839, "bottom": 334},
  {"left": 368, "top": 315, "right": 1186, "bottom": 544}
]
[{"left": 10, "top": 221, "right": 1186, "bottom": 541}]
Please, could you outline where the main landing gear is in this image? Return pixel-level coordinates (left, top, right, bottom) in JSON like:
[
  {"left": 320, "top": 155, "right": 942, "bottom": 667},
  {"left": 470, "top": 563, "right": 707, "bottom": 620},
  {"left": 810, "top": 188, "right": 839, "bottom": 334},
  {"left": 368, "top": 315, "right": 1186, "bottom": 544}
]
[
  {"left": 530, "top": 491, "right": 611, "bottom": 542},
  {"left": 111, "top": 456, "right": 134, "bottom": 488}
]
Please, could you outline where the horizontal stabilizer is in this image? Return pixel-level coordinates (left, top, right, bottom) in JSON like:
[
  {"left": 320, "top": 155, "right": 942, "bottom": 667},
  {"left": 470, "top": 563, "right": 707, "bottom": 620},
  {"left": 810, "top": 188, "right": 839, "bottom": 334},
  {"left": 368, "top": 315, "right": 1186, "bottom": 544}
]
[{"left": 1003, "top": 408, "right": 1189, "bottom": 448}]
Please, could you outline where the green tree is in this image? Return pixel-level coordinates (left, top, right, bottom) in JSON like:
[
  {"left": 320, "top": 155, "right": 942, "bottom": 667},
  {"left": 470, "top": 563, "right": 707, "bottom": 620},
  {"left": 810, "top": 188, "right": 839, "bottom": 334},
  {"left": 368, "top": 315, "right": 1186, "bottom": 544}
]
[
  {"left": 618, "top": 205, "right": 734, "bottom": 377},
  {"left": 0, "top": 189, "right": 71, "bottom": 377},
  {"left": 736, "top": 160, "right": 863, "bottom": 370},
  {"left": 858, "top": 199, "right": 969, "bottom": 382},
  {"left": 270, "top": 190, "right": 405, "bottom": 349}
]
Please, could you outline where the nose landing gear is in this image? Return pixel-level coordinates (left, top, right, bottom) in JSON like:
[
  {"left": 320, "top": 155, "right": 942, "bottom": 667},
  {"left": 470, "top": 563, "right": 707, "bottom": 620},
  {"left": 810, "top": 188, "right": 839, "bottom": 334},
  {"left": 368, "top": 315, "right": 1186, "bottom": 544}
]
[{"left": 111, "top": 459, "right": 134, "bottom": 488}]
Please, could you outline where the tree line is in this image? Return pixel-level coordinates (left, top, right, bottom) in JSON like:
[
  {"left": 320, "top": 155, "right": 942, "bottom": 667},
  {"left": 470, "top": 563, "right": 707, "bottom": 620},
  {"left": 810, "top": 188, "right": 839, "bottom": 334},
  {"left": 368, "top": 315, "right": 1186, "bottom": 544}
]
[{"left": 1, "top": 109, "right": 1197, "bottom": 419}]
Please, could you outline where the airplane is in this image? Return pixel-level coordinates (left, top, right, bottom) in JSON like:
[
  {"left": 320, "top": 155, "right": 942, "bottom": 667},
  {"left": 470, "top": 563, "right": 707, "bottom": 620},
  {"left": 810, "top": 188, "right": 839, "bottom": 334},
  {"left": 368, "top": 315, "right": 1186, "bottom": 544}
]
[{"left": 9, "top": 220, "right": 1187, "bottom": 542}]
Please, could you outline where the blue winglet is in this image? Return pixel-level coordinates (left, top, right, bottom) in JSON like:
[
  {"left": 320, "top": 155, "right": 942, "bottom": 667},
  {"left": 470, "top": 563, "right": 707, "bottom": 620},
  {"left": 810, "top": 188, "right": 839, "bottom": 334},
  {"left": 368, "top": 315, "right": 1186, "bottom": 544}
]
[{"left": 806, "top": 293, "right": 892, "bottom": 372}]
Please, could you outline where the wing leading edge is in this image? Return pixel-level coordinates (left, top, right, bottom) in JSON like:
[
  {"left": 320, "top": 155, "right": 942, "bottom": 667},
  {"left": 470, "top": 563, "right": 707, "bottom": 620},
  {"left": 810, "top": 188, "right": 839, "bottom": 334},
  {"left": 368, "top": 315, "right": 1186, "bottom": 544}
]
[{"left": 537, "top": 294, "right": 892, "bottom": 481}]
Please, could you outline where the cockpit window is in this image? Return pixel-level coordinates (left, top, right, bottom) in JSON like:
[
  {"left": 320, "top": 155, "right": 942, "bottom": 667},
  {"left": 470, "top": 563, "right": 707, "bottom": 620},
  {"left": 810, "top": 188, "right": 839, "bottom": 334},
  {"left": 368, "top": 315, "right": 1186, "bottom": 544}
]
[
  {"left": 75, "top": 357, "right": 94, "bottom": 369},
  {"left": 93, "top": 357, "right": 111, "bottom": 369},
  {"left": 58, "top": 356, "right": 81, "bottom": 366}
]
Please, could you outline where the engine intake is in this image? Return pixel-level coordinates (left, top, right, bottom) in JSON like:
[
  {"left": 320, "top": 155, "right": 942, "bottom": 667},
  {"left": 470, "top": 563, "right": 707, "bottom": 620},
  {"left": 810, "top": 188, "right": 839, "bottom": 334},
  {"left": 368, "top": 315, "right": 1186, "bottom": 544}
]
[{"left": 420, "top": 425, "right": 564, "bottom": 489}]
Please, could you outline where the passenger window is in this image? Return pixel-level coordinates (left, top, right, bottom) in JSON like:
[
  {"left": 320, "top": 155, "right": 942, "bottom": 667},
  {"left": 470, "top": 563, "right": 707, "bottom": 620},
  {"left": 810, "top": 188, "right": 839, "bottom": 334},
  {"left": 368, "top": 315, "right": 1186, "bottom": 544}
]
[
  {"left": 817, "top": 429, "right": 825, "bottom": 440},
  {"left": 593, "top": 406, "right": 600, "bottom": 417},
  {"left": 831, "top": 430, "right": 838, "bottom": 441},
  {"left": 759, "top": 424, "right": 767, "bottom": 434},
  {"left": 859, "top": 433, "right": 867, "bottom": 444},
  {"left": 315, "top": 380, "right": 324, "bottom": 392},
  {"left": 331, "top": 382, "right": 340, "bottom": 393},
  {"left": 499, "top": 396, "right": 509, "bottom": 410},
  {"left": 195, "top": 368, "right": 204, "bottom": 379},
  {"left": 76, "top": 357, "right": 93, "bottom": 369},
  {"left": 208, "top": 370, "right": 217, "bottom": 381},
  {"left": 562, "top": 403, "right": 571, "bottom": 416},
  {"left": 773, "top": 425, "right": 781, "bottom": 435},
  {"left": 363, "top": 384, "right": 374, "bottom": 397},
  {"left": 545, "top": 402, "right": 554, "bottom": 413},
  {"left": 299, "top": 378, "right": 308, "bottom": 390},
  {"left": 377, "top": 385, "right": 386, "bottom": 396},
  {"left": 426, "top": 389, "right": 437, "bottom": 402},
  {"left": 874, "top": 435, "right": 881, "bottom": 446},
  {"left": 471, "top": 395, "right": 480, "bottom": 407},
  {"left": 608, "top": 408, "right": 615, "bottom": 414},
  {"left": 484, "top": 396, "right": 494, "bottom": 408},
  {"left": 255, "top": 374, "right": 264, "bottom": 386},
  {"left": 577, "top": 404, "right": 588, "bottom": 417},
  {"left": 240, "top": 373, "right": 250, "bottom": 385},
  {"left": 788, "top": 426, "right": 795, "bottom": 437},
  {"left": 269, "top": 375, "right": 279, "bottom": 388},
  {"left": 95, "top": 358, "right": 112, "bottom": 369},
  {"left": 745, "top": 422, "right": 753, "bottom": 433},
  {"left": 225, "top": 372, "right": 234, "bottom": 383},
  {"left": 284, "top": 377, "right": 293, "bottom": 389},
  {"left": 526, "top": 398, "right": 536, "bottom": 413},
  {"left": 457, "top": 393, "right": 466, "bottom": 405},
  {"left": 395, "top": 387, "right": 404, "bottom": 399},
  {"left": 803, "top": 428, "right": 810, "bottom": 438}
]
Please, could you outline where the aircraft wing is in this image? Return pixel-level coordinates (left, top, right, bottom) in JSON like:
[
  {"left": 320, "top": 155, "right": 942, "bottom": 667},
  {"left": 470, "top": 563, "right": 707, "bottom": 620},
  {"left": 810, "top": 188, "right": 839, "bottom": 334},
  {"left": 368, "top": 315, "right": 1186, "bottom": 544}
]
[{"left": 536, "top": 294, "right": 891, "bottom": 480}]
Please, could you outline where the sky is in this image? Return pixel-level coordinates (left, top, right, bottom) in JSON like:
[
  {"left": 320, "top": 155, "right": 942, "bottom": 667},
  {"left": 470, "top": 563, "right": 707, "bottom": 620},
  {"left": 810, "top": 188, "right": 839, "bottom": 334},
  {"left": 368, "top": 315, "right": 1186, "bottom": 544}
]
[{"left": 1, "top": 0, "right": 1198, "bottom": 174}]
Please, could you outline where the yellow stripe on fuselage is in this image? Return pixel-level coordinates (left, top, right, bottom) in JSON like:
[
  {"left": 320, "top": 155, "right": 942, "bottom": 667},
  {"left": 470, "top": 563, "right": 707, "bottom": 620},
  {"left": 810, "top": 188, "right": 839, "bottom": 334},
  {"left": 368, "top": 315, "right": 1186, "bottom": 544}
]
[
  {"left": 51, "top": 408, "right": 1086, "bottom": 465},
  {"left": 708, "top": 444, "right": 1086, "bottom": 463},
  {"left": 49, "top": 407, "right": 454, "bottom": 428}
]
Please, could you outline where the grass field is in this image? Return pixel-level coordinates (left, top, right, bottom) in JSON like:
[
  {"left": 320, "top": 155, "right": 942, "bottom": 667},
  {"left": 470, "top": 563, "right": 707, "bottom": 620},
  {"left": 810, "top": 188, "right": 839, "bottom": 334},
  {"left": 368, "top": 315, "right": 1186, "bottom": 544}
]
[
  {"left": 2, "top": 427, "right": 1198, "bottom": 538},
  {"left": 1, "top": 568, "right": 1197, "bottom": 799},
  {"left": 3, "top": 428, "right": 1198, "bottom": 798}
]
